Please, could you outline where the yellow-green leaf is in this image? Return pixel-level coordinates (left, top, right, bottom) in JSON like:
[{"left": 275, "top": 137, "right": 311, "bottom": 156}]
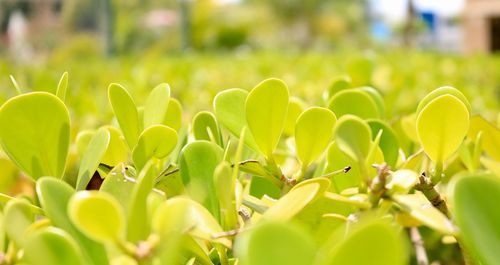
[
  {"left": 132, "top": 125, "right": 178, "bottom": 169},
  {"left": 69, "top": 191, "right": 125, "bottom": 243},
  {"left": 143, "top": 83, "right": 170, "bottom": 128},
  {"left": 246, "top": 78, "right": 289, "bottom": 158},
  {"left": 0, "top": 92, "right": 70, "bottom": 179},
  {"left": 295, "top": 107, "right": 337, "bottom": 167},
  {"left": 108, "top": 83, "right": 141, "bottom": 148},
  {"left": 416, "top": 94, "right": 469, "bottom": 162},
  {"left": 334, "top": 115, "right": 372, "bottom": 162}
]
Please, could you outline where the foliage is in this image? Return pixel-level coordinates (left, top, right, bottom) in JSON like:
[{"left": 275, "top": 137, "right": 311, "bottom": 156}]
[{"left": 0, "top": 54, "right": 499, "bottom": 264}]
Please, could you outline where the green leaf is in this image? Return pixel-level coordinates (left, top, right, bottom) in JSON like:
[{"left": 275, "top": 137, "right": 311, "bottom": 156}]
[
  {"left": 416, "top": 94, "right": 469, "bottom": 162},
  {"left": 328, "top": 89, "right": 380, "bottom": 119},
  {"left": 0, "top": 92, "right": 70, "bottom": 179},
  {"left": 3, "top": 199, "right": 34, "bottom": 246},
  {"left": 321, "top": 218, "right": 407, "bottom": 265},
  {"left": 179, "top": 141, "right": 223, "bottom": 221},
  {"left": 69, "top": 191, "right": 125, "bottom": 243},
  {"left": 192, "top": 111, "right": 222, "bottom": 145},
  {"left": 213, "top": 88, "right": 258, "bottom": 150},
  {"left": 127, "top": 162, "right": 158, "bottom": 242},
  {"left": 56, "top": 72, "right": 68, "bottom": 102},
  {"left": 283, "top": 97, "right": 305, "bottom": 136},
  {"left": 152, "top": 197, "right": 231, "bottom": 248},
  {"left": 76, "top": 128, "right": 110, "bottom": 190},
  {"left": 108, "top": 83, "right": 141, "bottom": 148},
  {"left": 143, "top": 83, "right": 171, "bottom": 128},
  {"left": 263, "top": 181, "right": 320, "bottom": 221},
  {"left": 37, "top": 177, "right": 109, "bottom": 265},
  {"left": 334, "top": 115, "right": 372, "bottom": 162},
  {"left": 246, "top": 78, "right": 289, "bottom": 158},
  {"left": 452, "top": 175, "right": 500, "bottom": 265},
  {"left": 234, "top": 222, "right": 316, "bottom": 265},
  {"left": 132, "top": 125, "right": 178, "bottom": 169},
  {"left": 295, "top": 107, "right": 336, "bottom": 167},
  {"left": 359, "top": 87, "right": 385, "bottom": 117},
  {"left": 100, "top": 164, "right": 136, "bottom": 213},
  {"left": 325, "top": 142, "right": 361, "bottom": 192},
  {"left": 214, "top": 162, "right": 237, "bottom": 230},
  {"left": 325, "top": 75, "right": 351, "bottom": 101},
  {"left": 367, "top": 120, "right": 399, "bottom": 167},
  {"left": 385, "top": 170, "right": 418, "bottom": 194},
  {"left": 393, "top": 193, "right": 456, "bottom": 235},
  {"left": 416, "top": 86, "right": 471, "bottom": 116},
  {"left": 164, "top": 98, "right": 183, "bottom": 131},
  {"left": 101, "top": 126, "right": 129, "bottom": 166},
  {"left": 468, "top": 115, "right": 500, "bottom": 161},
  {"left": 24, "top": 228, "right": 84, "bottom": 265},
  {"left": 346, "top": 57, "right": 374, "bottom": 86}
]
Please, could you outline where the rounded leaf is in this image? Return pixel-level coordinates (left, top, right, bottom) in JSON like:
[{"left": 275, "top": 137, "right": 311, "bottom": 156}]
[
  {"left": 263, "top": 181, "right": 320, "bottom": 221},
  {"left": 143, "top": 83, "right": 171, "bottom": 128},
  {"left": 152, "top": 197, "right": 230, "bottom": 248},
  {"left": 334, "top": 115, "right": 372, "bottom": 162},
  {"left": 132, "top": 125, "right": 178, "bottom": 169},
  {"left": 452, "top": 175, "right": 500, "bottom": 265},
  {"left": 416, "top": 86, "right": 471, "bottom": 116},
  {"left": 24, "top": 228, "right": 83, "bottom": 265},
  {"left": 179, "top": 141, "right": 224, "bottom": 221},
  {"left": 323, "top": 219, "right": 407, "bottom": 265},
  {"left": 367, "top": 120, "right": 399, "bottom": 167},
  {"left": 295, "top": 107, "right": 337, "bottom": 167},
  {"left": 213, "top": 88, "right": 258, "bottom": 150},
  {"left": 246, "top": 78, "right": 289, "bottom": 157},
  {"left": 0, "top": 92, "right": 70, "bottom": 179},
  {"left": 192, "top": 111, "right": 221, "bottom": 145},
  {"left": 76, "top": 128, "right": 110, "bottom": 190},
  {"left": 108, "top": 83, "right": 141, "bottom": 148},
  {"left": 328, "top": 89, "right": 380, "bottom": 119},
  {"left": 235, "top": 222, "right": 316, "bottom": 265},
  {"left": 164, "top": 98, "right": 183, "bottom": 131},
  {"left": 283, "top": 97, "right": 305, "bottom": 136},
  {"left": 416, "top": 94, "right": 469, "bottom": 162},
  {"left": 69, "top": 191, "right": 125, "bottom": 243}
]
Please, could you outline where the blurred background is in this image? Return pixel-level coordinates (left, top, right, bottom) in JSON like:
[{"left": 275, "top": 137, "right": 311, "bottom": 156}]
[
  {"left": 1, "top": 0, "right": 494, "bottom": 57},
  {"left": 0, "top": 0, "right": 499, "bottom": 125}
]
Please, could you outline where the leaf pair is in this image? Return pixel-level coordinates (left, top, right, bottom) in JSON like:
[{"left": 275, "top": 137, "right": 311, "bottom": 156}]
[{"left": 416, "top": 86, "right": 470, "bottom": 163}]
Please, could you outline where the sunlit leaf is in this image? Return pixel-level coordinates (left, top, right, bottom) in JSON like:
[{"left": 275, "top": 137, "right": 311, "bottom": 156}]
[
  {"left": 179, "top": 141, "right": 223, "bottom": 221},
  {"left": 468, "top": 115, "right": 500, "bottom": 161},
  {"left": 0, "top": 92, "right": 70, "bottom": 179},
  {"left": 37, "top": 177, "right": 108, "bottom": 265},
  {"left": 108, "top": 83, "right": 141, "bottom": 148},
  {"left": 416, "top": 94, "right": 469, "bottom": 162},
  {"left": 3, "top": 199, "right": 34, "bottom": 246},
  {"left": 393, "top": 193, "right": 456, "bottom": 235},
  {"left": 295, "top": 107, "right": 336, "bottom": 167},
  {"left": 320, "top": 217, "right": 407, "bottom": 265},
  {"left": 24, "top": 227, "right": 84, "bottom": 265},
  {"left": 76, "top": 128, "right": 110, "bottom": 190},
  {"left": 334, "top": 115, "right": 372, "bottom": 162},
  {"left": 164, "top": 98, "right": 183, "bottom": 131},
  {"left": 416, "top": 86, "right": 471, "bottom": 116},
  {"left": 235, "top": 222, "right": 316, "bottom": 265},
  {"left": 367, "top": 119, "right": 399, "bottom": 167},
  {"left": 143, "top": 83, "right": 170, "bottom": 128},
  {"left": 328, "top": 89, "right": 380, "bottom": 119},
  {"left": 213, "top": 88, "right": 258, "bottom": 151},
  {"left": 69, "top": 191, "right": 125, "bottom": 243},
  {"left": 246, "top": 78, "right": 289, "bottom": 158},
  {"left": 452, "top": 175, "right": 500, "bottom": 265},
  {"left": 152, "top": 197, "right": 231, "bottom": 248},
  {"left": 132, "top": 125, "right": 177, "bottom": 169},
  {"left": 263, "top": 181, "right": 320, "bottom": 221},
  {"left": 192, "top": 111, "right": 222, "bottom": 145},
  {"left": 283, "top": 97, "right": 305, "bottom": 136},
  {"left": 56, "top": 72, "right": 68, "bottom": 102}
]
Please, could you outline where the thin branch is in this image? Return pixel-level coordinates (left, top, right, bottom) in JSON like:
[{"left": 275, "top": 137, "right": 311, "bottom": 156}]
[
  {"left": 410, "top": 227, "right": 429, "bottom": 265},
  {"left": 414, "top": 173, "right": 448, "bottom": 216}
]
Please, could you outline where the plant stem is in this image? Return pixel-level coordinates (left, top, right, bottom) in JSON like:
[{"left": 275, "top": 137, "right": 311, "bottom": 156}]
[
  {"left": 368, "top": 163, "right": 389, "bottom": 207},
  {"left": 431, "top": 161, "right": 443, "bottom": 185},
  {"left": 409, "top": 227, "right": 429, "bottom": 265},
  {"left": 415, "top": 173, "right": 448, "bottom": 216}
]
